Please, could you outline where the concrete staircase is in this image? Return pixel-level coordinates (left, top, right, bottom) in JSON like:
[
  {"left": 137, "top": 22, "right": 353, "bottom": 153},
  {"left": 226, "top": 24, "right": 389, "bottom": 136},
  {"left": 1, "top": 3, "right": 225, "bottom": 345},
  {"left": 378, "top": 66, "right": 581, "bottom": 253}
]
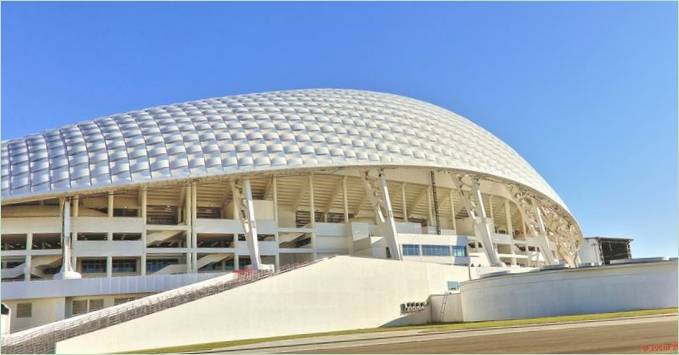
[
  {"left": 1, "top": 263, "right": 25, "bottom": 279},
  {"left": 145, "top": 230, "right": 184, "bottom": 246}
]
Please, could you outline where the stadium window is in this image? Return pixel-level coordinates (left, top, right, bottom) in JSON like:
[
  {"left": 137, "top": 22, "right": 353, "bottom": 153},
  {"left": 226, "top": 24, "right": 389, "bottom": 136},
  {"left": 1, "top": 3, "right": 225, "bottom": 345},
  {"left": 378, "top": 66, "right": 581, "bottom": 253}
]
[
  {"left": 447, "top": 281, "right": 460, "bottom": 291},
  {"left": 452, "top": 246, "right": 467, "bottom": 257},
  {"left": 88, "top": 299, "right": 104, "bottom": 312},
  {"left": 113, "top": 208, "right": 138, "bottom": 217},
  {"left": 112, "top": 259, "right": 137, "bottom": 273},
  {"left": 402, "top": 244, "right": 420, "bottom": 256},
  {"left": 72, "top": 300, "right": 87, "bottom": 315},
  {"left": 77, "top": 233, "right": 107, "bottom": 241},
  {"left": 16, "top": 303, "right": 32, "bottom": 318},
  {"left": 112, "top": 233, "right": 142, "bottom": 241},
  {"left": 146, "top": 259, "right": 178, "bottom": 273},
  {"left": 422, "top": 245, "right": 451, "bottom": 257},
  {"left": 81, "top": 259, "right": 106, "bottom": 273}
]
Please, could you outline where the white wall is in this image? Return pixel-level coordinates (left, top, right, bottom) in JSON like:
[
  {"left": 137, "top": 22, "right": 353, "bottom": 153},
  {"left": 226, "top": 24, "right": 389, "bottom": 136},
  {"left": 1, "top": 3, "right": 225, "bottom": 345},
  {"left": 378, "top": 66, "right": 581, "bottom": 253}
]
[
  {"left": 56, "top": 256, "right": 469, "bottom": 354},
  {"left": 459, "top": 261, "right": 677, "bottom": 322},
  {"left": 4, "top": 298, "right": 66, "bottom": 332},
  {"left": 430, "top": 292, "right": 463, "bottom": 323}
]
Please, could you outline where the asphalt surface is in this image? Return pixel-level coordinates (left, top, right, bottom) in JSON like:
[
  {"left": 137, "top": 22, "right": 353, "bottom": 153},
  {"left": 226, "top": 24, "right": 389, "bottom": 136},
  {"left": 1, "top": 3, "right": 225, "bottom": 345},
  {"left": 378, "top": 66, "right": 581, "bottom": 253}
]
[{"left": 204, "top": 315, "right": 677, "bottom": 354}]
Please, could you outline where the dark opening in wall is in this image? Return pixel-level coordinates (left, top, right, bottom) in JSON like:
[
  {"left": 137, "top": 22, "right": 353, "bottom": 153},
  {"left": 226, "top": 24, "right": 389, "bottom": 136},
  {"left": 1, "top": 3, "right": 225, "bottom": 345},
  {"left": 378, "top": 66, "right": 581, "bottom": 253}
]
[
  {"left": 146, "top": 205, "right": 179, "bottom": 225},
  {"left": 197, "top": 207, "right": 222, "bottom": 219},
  {"left": 113, "top": 208, "right": 138, "bottom": 217},
  {"left": 112, "top": 233, "right": 142, "bottom": 241},
  {"left": 77, "top": 233, "right": 107, "bottom": 241}
]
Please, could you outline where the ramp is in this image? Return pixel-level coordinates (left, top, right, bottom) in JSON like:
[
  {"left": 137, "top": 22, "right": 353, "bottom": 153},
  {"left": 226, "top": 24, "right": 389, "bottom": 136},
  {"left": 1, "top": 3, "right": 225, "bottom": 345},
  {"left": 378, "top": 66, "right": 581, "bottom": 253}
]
[{"left": 0, "top": 258, "right": 326, "bottom": 354}]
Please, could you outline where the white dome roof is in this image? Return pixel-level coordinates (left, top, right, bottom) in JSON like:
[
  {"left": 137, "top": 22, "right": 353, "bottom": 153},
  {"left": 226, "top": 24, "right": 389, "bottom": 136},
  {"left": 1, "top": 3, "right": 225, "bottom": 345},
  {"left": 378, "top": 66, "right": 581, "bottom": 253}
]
[{"left": 1, "top": 89, "right": 565, "bottom": 208}]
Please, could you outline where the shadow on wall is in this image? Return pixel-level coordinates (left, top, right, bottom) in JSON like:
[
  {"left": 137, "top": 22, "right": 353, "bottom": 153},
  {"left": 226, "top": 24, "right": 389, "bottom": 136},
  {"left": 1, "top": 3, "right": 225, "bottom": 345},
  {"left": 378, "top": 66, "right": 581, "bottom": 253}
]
[{"left": 381, "top": 306, "right": 432, "bottom": 327}]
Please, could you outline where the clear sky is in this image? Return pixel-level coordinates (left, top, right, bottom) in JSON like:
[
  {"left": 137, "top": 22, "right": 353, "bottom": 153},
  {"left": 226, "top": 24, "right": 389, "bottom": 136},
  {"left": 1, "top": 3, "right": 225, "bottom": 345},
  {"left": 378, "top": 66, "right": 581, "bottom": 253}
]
[{"left": 2, "top": 2, "right": 676, "bottom": 257}]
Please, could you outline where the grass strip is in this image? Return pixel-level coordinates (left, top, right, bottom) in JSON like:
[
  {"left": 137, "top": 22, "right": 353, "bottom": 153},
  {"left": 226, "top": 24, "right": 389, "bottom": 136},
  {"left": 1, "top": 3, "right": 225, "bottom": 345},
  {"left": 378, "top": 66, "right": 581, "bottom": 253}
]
[{"left": 128, "top": 307, "right": 677, "bottom": 353}]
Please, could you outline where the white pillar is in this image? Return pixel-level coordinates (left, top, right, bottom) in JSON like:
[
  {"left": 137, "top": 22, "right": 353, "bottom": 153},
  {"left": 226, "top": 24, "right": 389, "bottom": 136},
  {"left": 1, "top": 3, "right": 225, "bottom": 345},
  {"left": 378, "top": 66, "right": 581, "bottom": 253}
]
[
  {"left": 342, "top": 176, "right": 349, "bottom": 223},
  {"left": 191, "top": 182, "right": 198, "bottom": 272},
  {"left": 309, "top": 175, "right": 317, "bottom": 258},
  {"left": 426, "top": 186, "right": 433, "bottom": 230},
  {"left": 106, "top": 256, "right": 113, "bottom": 277},
  {"left": 272, "top": 176, "right": 279, "bottom": 223},
  {"left": 243, "top": 179, "right": 262, "bottom": 269},
  {"left": 401, "top": 183, "right": 408, "bottom": 222},
  {"left": 107, "top": 192, "right": 114, "bottom": 218},
  {"left": 54, "top": 198, "right": 81, "bottom": 280},
  {"left": 470, "top": 180, "right": 502, "bottom": 267},
  {"left": 535, "top": 206, "right": 557, "bottom": 265},
  {"left": 140, "top": 187, "right": 147, "bottom": 220},
  {"left": 379, "top": 173, "right": 402, "bottom": 261},
  {"left": 73, "top": 196, "right": 79, "bottom": 217},
  {"left": 449, "top": 190, "right": 457, "bottom": 232},
  {"left": 505, "top": 200, "right": 514, "bottom": 236},
  {"left": 505, "top": 200, "right": 517, "bottom": 266},
  {"left": 140, "top": 254, "right": 146, "bottom": 276}
]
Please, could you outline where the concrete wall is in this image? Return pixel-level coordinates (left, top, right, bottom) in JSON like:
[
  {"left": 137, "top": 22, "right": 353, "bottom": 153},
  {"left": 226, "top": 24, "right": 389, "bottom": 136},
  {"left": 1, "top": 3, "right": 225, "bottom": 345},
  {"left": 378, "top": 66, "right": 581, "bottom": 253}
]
[
  {"left": 459, "top": 260, "right": 677, "bottom": 322},
  {"left": 56, "top": 256, "right": 467, "bottom": 353},
  {"left": 4, "top": 297, "right": 66, "bottom": 332},
  {"left": 430, "top": 292, "right": 463, "bottom": 323}
]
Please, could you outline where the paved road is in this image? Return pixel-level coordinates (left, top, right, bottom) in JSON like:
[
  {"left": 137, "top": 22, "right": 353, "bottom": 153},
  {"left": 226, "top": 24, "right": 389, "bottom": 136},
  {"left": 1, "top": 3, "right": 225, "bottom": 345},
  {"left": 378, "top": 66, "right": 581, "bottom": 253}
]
[{"left": 204, "top": 315, "right": 677, "bottom": 354}]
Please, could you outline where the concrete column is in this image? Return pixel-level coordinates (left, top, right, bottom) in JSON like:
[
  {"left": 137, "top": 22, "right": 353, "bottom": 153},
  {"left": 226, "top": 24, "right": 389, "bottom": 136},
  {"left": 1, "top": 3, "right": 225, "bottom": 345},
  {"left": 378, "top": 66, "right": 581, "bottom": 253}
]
[
  {"left": 449, "top": 190, "right": 457, "bottom": 232},
  {"left": 54, "top": 198, "right": 81, "bottom": 280},
  {"left": 505, "top": 200, "right": 517, "bottom": 266},
  {"left": 401, "top": 183, "right": 408, "bottom": 222},
  {"left": 191, "top": 182, "right": 198, "bottom": 272},
  {"left": 470, "top": 180, "right": 502, "bottom": 267},
  {"left": 23, "top": 254, "right": 31, "bottom": 281},
  {"left": 535, "top": 206, "right": 556, "bottom": 265},
  {"left": 243, "top": 179, "right": 262, "bottom": 269},
  {"left": 233, "top": 253, "right": 240, "bottom": 271},
  {"left": 309, "top": 175, "right": 317, "bottom": 258},
  {"left": 272, "top": 176, "right": 279, "bottom": 223},
  {"left": 379, "top": 173, "right": 402, "bottom": 261},
  {"left": 342, "top": 176, "right": 349, "bottom": 223},
  {"left": 505, "top": 200, "right": 514, "bottom": 236},
  {"left": 73, "top": 196, "right": 79, "bottom": 217},
  {"left": 107, "top": 192, "right": 114, "bottom": 218},
  {"left": 106, "top": 256, "right": 113, "bottom": 278},
  {"left": 140, "top": 187, "right": 147, "bottom": 220},
  {"left": 140, "top": 254, "right": 146, "bottom": 276},
  {"left": 426, "top": 186, "right": 433, "bottom": 230}
]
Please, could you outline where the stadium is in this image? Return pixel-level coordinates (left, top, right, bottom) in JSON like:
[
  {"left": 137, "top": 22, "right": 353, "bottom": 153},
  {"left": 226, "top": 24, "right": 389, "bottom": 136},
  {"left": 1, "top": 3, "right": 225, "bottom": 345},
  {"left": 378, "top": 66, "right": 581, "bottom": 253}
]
[{"left": 1, "top": 89, "right": 674, "bottom": 354}]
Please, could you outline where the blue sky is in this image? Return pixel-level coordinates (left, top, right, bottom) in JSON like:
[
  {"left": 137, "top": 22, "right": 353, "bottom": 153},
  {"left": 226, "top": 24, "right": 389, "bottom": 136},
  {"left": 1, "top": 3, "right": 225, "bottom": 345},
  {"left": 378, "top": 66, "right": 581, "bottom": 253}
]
[{"left": 2, "top": 2, "right": 676, "bottom": 257}]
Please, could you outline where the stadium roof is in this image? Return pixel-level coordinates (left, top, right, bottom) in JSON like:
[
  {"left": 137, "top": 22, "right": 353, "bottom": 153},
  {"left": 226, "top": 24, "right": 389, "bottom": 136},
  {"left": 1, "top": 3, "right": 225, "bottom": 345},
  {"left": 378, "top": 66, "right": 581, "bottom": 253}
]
[{"left": 1, "top": 89, "right": 565, "bottom": 209}]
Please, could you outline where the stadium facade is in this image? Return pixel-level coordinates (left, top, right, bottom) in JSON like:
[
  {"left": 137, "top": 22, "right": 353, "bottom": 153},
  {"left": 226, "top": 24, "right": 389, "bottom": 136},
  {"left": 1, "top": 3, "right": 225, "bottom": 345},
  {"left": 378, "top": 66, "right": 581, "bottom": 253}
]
[{"left": 1, "top": 89, "right": 584, "bottom": 333}]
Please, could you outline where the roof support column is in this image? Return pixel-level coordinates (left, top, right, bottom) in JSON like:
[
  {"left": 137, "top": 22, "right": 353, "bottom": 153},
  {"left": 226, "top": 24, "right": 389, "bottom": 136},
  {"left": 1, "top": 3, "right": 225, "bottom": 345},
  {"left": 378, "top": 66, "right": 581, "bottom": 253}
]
[
  {"left": 505, "top": 200, "right": 517, "bottom": 266},
  {"left": 401, "top": 183, "right": 408, "bottom": 223},
  {"left": 451, "top": 174, "right": 502, "bottom": 267},
  {"left": 506, "top": 184, "right": 557, "bottom": 265},
  {"left": 534, "top": 206, "right": 557, "bottom": 265},
  {"left": 231, "top": 179, "right": 263, "bottom": 270},
  {"left": 449, "top": 190, "right": 457, "bottom": 232},
  {"left": 362, "top": 170, "right": 402, "bottom": 261},
  {"left": 54, "top": 198, "right": 81, "bottom": 280}
]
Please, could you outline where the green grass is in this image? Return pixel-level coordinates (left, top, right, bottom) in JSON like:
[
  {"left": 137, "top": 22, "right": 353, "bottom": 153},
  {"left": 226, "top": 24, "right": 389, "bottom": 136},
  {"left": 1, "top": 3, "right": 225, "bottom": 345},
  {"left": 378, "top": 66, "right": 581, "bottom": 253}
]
[{"left": 128, "top": 307, "right": 677, "bottom": 354}]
